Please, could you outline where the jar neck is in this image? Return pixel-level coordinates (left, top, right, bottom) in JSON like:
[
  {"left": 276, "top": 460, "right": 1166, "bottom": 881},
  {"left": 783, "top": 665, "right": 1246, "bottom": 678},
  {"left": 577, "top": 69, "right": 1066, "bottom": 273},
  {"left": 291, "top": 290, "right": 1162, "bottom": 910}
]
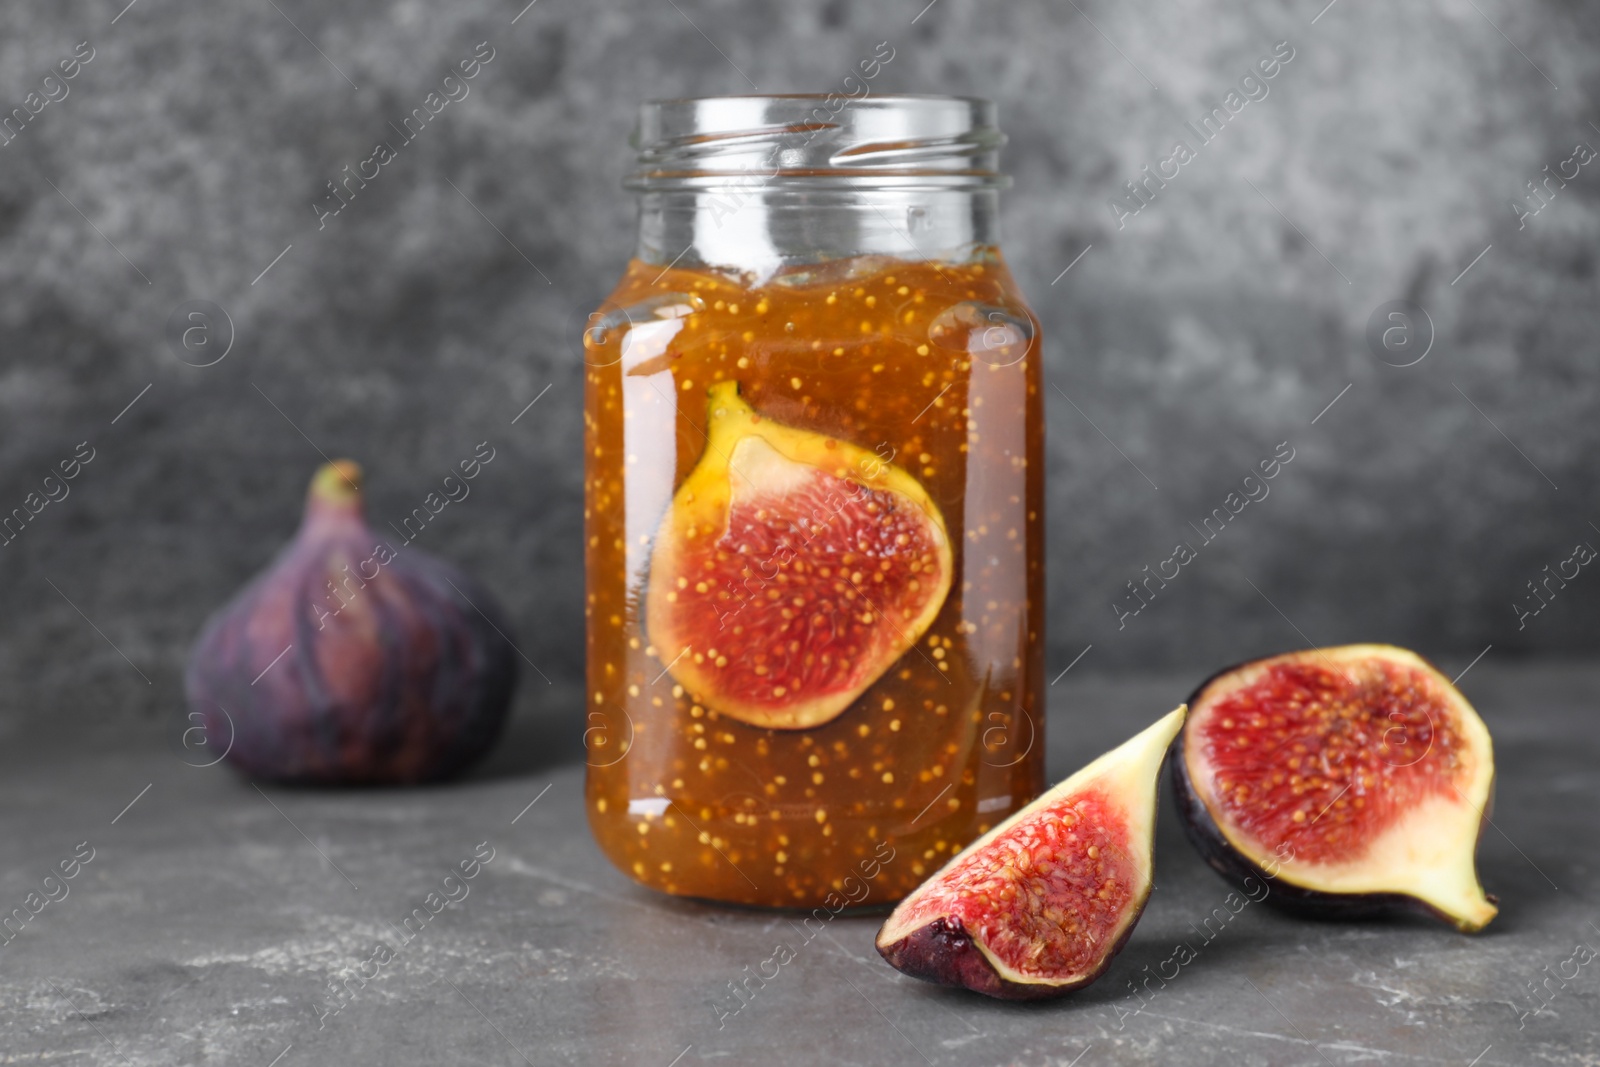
[{"left": 633, "top": 188, "right": 1000, "bottom": 280}]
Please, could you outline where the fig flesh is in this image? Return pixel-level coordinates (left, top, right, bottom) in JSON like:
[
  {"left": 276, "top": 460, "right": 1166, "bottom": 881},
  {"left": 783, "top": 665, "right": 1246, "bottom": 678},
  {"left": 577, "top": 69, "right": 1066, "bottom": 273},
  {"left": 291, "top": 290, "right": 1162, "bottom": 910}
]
[
  {"left": 1172, "top": 644, "right": 1497, "bottom": 932},
  {"left": 646, "top": 381, "right": 952, "bottom": 730},
  {"left": 876, "top": 707, "right": 1186, "bottom": 999},
  {"left": 184, "top": 461, "right": 518, "bottom": 784}
]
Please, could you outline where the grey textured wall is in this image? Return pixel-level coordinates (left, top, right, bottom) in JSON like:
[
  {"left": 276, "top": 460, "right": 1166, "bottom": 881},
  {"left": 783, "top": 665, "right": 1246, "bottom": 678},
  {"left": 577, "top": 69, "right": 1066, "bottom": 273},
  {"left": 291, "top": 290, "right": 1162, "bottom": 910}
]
[{"left": 1, "top": 0, "right": 1596, "bottom": 743}]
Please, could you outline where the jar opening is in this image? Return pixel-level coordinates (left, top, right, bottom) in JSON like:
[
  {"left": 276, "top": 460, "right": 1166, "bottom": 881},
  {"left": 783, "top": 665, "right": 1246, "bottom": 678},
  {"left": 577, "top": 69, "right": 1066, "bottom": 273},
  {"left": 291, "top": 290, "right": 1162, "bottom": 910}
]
[{"left": 627, "top": 94, "right": 1007, "bottom": 192}]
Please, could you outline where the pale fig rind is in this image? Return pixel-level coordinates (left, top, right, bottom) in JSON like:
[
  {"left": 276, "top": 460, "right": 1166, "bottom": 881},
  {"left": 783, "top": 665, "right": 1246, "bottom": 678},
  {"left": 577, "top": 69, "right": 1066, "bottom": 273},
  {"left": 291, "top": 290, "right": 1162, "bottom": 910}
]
[
  {"left": 184, "top": 461, "right": 518, "bottom": 785},
  {"left": 646, "top": 381, "right": 953, "bottom": 730},
  {"left": 1170, "top": 753, "right": 1494, "bottom": 927},
  {"left": 1172, "top": 644, "right": 1498, "bottom": 933},
  {"left": 876, "top": 707, "right": 1187, "bottom": 999}
]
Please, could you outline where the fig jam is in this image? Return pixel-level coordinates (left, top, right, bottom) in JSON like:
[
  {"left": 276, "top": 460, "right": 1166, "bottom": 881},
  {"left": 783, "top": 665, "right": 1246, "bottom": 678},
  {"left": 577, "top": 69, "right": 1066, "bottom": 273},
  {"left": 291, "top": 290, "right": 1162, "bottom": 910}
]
[{"left": 583, "top": 96, "right": 1044, "bottom": 908}]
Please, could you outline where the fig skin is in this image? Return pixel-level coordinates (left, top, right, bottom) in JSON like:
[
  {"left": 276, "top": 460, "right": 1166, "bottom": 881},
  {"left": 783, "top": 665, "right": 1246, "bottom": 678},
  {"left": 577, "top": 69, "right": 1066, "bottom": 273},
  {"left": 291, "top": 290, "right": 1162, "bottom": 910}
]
[
  {"left": 184, "top": 461, "right": 518, "bottom": 785},
  {"left": 1171, "top": 645, "right": 1498, "bottom": 932}
]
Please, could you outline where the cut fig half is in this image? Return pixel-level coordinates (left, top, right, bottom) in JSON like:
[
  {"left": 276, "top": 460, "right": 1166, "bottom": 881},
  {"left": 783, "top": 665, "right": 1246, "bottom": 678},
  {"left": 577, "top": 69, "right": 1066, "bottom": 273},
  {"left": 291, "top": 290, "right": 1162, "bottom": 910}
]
[
  {"left": 1173, "top": 644, "right": 1498, "bottom": 932},
  {"left": 646, "top": 381, "right": 953, "bottom": 730},
  {"left": 877, "top": 707, "right": 1186, "bottom": 999}
]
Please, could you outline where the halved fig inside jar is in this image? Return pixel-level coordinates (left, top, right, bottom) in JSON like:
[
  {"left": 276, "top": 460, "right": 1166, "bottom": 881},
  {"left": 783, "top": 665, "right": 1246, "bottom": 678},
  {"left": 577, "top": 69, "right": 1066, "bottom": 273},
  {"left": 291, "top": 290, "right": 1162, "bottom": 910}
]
[
  {"left": 876, "top": 707, "right": 1186, "bottom": 999},
  {"left": 1172, "top": 644, "right": 1498, "bottom": 932},
  {"left": 645, "top": 381, "right": 953, "bottom": 730}
]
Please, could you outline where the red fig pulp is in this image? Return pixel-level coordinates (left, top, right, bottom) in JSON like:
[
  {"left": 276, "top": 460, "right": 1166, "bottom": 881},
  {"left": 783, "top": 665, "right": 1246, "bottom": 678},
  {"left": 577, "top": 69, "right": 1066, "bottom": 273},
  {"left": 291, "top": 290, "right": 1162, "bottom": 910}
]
[{"left": 184, "top": 461, "right": 518, "bottom": 784}]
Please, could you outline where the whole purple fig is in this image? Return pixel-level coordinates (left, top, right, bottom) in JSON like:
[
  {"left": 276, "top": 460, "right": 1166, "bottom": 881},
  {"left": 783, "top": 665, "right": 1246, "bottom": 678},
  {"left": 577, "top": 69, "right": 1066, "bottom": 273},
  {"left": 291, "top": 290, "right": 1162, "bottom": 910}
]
[{"left": 184, "top": 460, "right": 518, "bottom": 784}]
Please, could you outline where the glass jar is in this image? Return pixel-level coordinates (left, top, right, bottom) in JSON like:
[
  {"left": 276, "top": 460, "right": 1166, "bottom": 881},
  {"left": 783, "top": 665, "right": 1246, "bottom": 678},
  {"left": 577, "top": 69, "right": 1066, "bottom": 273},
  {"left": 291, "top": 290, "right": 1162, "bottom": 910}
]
[{"left": 583, "top": 95, "right": 1044, "bottom": 909}]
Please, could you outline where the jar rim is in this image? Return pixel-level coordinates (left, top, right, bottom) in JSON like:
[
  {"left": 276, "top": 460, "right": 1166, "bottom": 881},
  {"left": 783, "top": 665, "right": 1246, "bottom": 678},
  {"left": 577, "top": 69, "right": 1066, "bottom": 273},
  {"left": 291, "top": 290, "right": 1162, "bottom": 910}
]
[
  {"left": 639, "top": 92, "right": 994, "bottom": 106},
  {"left": 626, "top": 94, "right": 1007, "bottom": 192}
]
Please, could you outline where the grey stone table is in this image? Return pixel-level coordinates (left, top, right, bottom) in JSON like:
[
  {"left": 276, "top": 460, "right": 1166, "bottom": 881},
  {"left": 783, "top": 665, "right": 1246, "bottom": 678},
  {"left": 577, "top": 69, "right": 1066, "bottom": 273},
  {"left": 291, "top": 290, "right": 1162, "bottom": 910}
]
[{"left": 2, "top": 664, "right": 1596, "bottom": 1066}]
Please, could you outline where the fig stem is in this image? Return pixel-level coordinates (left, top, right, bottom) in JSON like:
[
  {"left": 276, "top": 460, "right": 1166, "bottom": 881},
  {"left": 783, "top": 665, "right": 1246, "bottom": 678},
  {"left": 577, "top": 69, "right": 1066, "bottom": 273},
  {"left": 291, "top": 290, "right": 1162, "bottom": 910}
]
[
  {"left": 305, "top": 460, "right": 366, "bottom": 526},
  {"left": 310, "top": 460, "right": 364, "bottom": 501}
]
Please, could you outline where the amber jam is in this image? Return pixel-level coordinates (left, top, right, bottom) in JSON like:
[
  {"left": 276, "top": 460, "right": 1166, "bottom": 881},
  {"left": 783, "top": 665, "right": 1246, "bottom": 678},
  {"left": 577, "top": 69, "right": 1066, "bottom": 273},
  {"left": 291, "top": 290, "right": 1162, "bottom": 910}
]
[{"left": 583, "top": 250, "right": 1045, "bottom": 907}]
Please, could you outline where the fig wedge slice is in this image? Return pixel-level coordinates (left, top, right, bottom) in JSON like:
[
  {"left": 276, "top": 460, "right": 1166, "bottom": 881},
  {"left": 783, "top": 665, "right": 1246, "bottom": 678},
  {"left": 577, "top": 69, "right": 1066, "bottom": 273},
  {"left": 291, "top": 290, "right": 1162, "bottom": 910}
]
[
  {"left": 876, "top": 707, "right": 1186, "bottom": 999},
  {"left": 1172, "top": 644, "right": 1498, "bottom": 932}
]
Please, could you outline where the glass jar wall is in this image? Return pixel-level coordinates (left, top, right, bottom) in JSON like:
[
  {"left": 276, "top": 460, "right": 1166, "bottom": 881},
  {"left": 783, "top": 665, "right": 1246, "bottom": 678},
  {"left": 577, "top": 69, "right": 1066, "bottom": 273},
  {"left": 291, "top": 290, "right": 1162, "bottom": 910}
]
[{"left": 583, "top": 96, "right": 1045, "bottom": 908}]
